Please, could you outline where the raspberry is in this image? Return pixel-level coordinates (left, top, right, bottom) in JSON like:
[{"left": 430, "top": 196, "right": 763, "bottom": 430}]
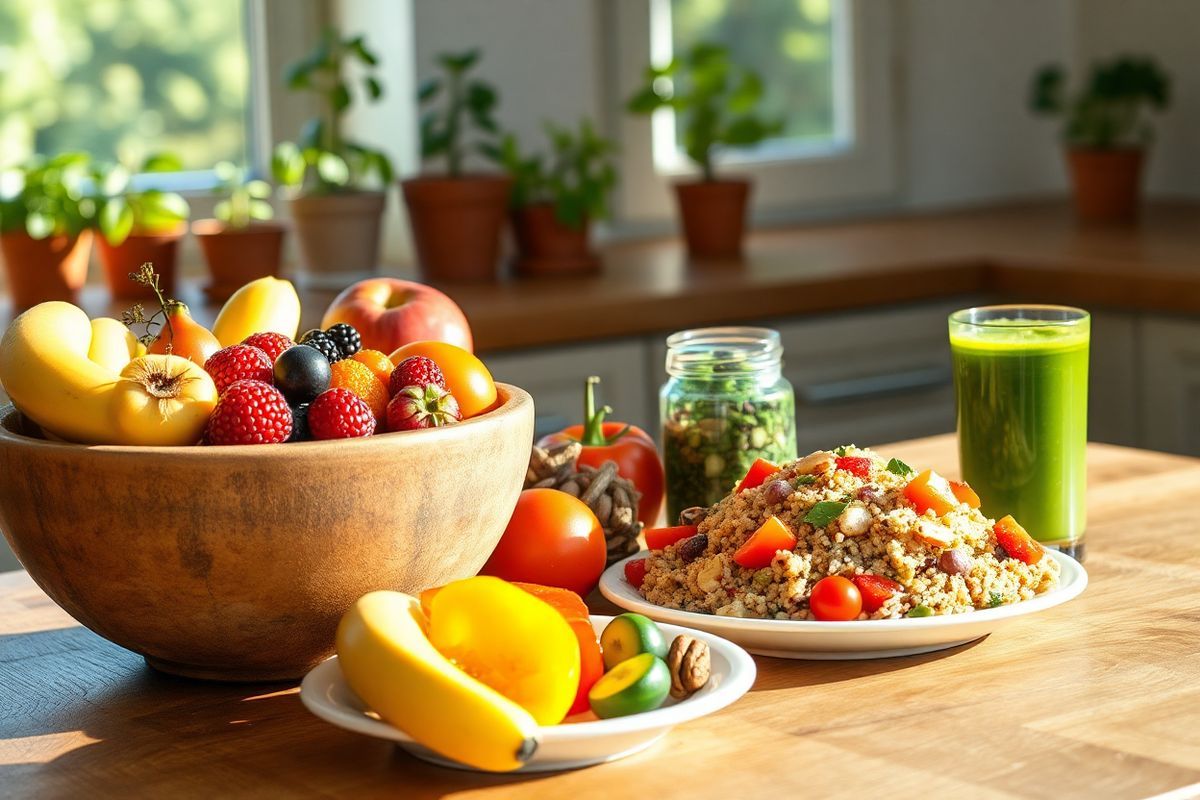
[
  {"left": 308, "top": 388, "right": 376, "bottom": 440},
  {"left": 389, "top": 355, "right": 446, "bottom": 397},
  {"left": 205, "top": 380, "right": 293, "bottom": 445},
  {"left": 301, "top": 332, "right": 342, "bottom": 363},
  {"left": 325, "top": 323, "right": 362, "bottom": 358},
  {"left": 835, "top": 456, "right": 872, "bottom": 478},
  {"left": 242, "top": 332, "right": 295, "bottom": 363},
  {"left": 287, "top": 403, "right": 311, "bottom": 442},
  {"left": 386, "top": 383, "right": 461, "bottom": 431},
  {"left": 205, "top": 344, "right": 273, "bottom": 394},
  {"left": 329, "top": 359, "right": 389, "bottom": 420},
  {"left": 351, "top": 349, "right": 394, "bottom": 388}
]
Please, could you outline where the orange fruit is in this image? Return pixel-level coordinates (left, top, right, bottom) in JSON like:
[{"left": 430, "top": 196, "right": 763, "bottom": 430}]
[
  {"left": 351, "top": 349, "right": 394, "bottom": 389},
  {"left": 329, "top": 359, "right": 388, "bottom": 420}
]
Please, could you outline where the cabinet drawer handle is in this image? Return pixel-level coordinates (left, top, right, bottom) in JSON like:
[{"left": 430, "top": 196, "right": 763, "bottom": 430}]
[{"left": 796, "top": 366, "right": 951, "bottom": 406}]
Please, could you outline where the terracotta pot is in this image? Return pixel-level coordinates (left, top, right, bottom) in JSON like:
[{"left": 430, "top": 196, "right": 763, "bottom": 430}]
[
  {"left": 402, "top": 175, "right": 512, "bottom": 282},
  {"left": 0, "top": 384, "right": 534, "bottom": 682},
  {"left": 1066, "top": 148, "right": 1145, "bottom": 223},
  {"left": 288, "top": 191, "right": 385, "bottom": 278},
  {"left": 0, "top": 230, "right": 92, "bottom": 310},
  {"left": 510, "top": 203, "right": 598, "bottom": 277},
  {"left": 673, "top": 179, "right": 752, "bottom": 261},
  {"left": 192, "top": 220, "right": 287, "bottom": 302},
  {"left": 96, "top": 227, "right": 184, "bottom": 300}
]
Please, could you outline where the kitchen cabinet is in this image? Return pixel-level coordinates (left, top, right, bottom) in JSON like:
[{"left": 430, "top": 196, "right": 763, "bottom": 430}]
[
  {"left": 1141, "top": 316, "right": 1200, "bottom": 455},
  {"left": 1088, "top": 312, "right": 1140, "bottom": 447}
]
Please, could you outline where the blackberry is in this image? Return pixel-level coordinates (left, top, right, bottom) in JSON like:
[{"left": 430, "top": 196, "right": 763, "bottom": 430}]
[
  {"left": 297, "top": 328, "right": 324, "bottom": 344},
  {"left": 301, "top": 332, "right": 342, "bottom": 363},
  {"left": 325, "top": 323, "right": 362, "bottom": 358},
  {"left": 288, "top": 403, "right": 311, "bottom": 442}
]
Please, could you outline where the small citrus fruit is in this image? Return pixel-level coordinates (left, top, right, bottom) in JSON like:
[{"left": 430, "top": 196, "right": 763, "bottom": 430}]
[
  {"left": 351, "top": 348, "right": 394, "bottom": 388},
  {"left": 329, "top": 359, "right": 388, "bottom": 420}
]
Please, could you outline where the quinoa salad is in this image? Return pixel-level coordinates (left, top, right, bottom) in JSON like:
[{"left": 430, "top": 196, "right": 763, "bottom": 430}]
[{"left": 638, "top": 446, "right": 1062, "bottom": 621}]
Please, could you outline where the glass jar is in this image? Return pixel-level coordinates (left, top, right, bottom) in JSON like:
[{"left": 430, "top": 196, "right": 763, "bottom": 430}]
[{"left": 660, "top": 327, "right": 797, "bottom": 522}]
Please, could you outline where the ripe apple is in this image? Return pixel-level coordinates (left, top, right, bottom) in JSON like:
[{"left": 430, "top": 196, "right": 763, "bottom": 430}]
[{"left": 321, "top": 278, "right": 473, "bottom": 354}]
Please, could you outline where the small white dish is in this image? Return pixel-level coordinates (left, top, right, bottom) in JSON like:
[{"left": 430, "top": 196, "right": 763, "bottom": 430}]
[
  {"left": 599, "top": 549, "right": 1087, "bottom": 660},
  {"left": 300, "top": 615, "right": 756, "bottom": 773}
]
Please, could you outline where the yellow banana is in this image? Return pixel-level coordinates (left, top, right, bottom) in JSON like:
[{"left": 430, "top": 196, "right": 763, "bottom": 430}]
[
  {"left": 336, "top": 591, "right": 540, "bottom": 772},
  {"left": 0, "top": 302, "right": 121, "bottom": 443},
  {"left": 213, "top": 276, "right": 301, "bottom": 346},
  {"left": 110, "top": 355, "right": 217, "bottom": 446},
  {"left": 88, "top": 317, "right": 143, "bottom": 372}
]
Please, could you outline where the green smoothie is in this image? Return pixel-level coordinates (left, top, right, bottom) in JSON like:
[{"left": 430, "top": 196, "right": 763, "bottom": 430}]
[{"left": 949, "top": 309, "right": 1089, "bottom": 553}]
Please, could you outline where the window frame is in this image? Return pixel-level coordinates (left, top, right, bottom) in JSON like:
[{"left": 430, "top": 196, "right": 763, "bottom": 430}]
[{"left": 606, "top": 0, "right": 897, "bottom": 226}]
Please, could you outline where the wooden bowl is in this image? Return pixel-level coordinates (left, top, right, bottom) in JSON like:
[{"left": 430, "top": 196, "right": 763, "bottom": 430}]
[{"left": 0, "top": 385, "right": 534, "bottom": 682}]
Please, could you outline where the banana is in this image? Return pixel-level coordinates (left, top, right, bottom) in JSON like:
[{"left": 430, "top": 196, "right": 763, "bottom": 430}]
[
  {"left": 88, "top": 317, "right": 143, "bottom": 373},
  {"left": 110, "top": 355, "right": 217, "bottom": 446},
  {"left": 336, "top": 591, "right": 540, "bottom": 772},
  {"left": 0, "top": 302, "right": 121, "bottom": 443},
  {"left": 213, "top": 276, "right": 302, "bottom": 347}
]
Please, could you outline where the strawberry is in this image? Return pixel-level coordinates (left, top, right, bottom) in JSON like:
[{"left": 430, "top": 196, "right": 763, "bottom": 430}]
[
  {"left": 308, "top": 388, "right": 376, "bottom": 440},
  {"left": 851, "top": 573, "right": 903, "bottom": 613},
  {"left": 205, "top": 380, "right": 293, "bottom": 445},
  {"left": 205, "top": 344, "right": 273, "bottom": 394},
  {"left": 242, "top": 332, "right": 295, "bottom": 363},
  {"left": 389, "top": 356, "right": 446, "bottom": 398},
  {"left": 835, "top": 456, "right": 872, "bottom": 478},
  {"left": 386, "top": 383, "right": 461, "bottom": 431}
]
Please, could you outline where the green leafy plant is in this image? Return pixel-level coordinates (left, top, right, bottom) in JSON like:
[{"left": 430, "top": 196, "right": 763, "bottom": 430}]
[
  {"left": 490, "top": 120, "right": 617, "bottom": 229},
  {"left": 271, "top": 28, "right": 393, "bottom": 193},
  {"left": 1030, "top": 56, "right": 1171, "bottom": 148},
  {"left": 626, "top": 42, "right": 783, "bottom": 181},
  {"left": 94, "top": 152, "right": 190, "bottom": 245},
  {"left": 212, "top": 161, "right": 273, "bottom": 228},
  {"left": 418, "top": 49, "right": 500, "bottom": 177},
  {"left": 0, "top": 152, "right": 95, "bottom": 239}
]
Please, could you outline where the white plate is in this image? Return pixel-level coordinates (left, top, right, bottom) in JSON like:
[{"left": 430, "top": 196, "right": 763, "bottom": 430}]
[
  {"left": 300, "top": 615, "right": 756, "bottom": 773},
  {"left": 600, "top": 550, "right": 1087, "bottom": 660}
]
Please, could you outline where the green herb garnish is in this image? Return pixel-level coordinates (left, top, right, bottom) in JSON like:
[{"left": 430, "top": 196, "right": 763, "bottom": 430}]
[
  {"left": 793, "top": 474, "right": 817, "bottom": 485},
  {"left": 987, "top": 592, "right": 1004, "bottom": 608},
  {"left": 803, "top": 501, "right": 847, "bottom": 528},
  {"left": 833, "top": 445, "right": 852, "bottom": 457},
  {"left": 906, "top": 604, "right": 933, "bottom": 618},
  {"left": 886, "top": 458, "right": 914, "bottom": 477}
]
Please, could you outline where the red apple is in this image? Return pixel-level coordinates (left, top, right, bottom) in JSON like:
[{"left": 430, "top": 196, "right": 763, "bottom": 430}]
[{"left": 321, "top": 278, "right": 473, "bottom": 354}]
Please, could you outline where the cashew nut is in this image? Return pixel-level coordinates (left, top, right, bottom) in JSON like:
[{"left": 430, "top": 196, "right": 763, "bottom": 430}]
[
  {"left": 796, "top": 450, "right": 835, "bottom": 475},
  {"left": 697, "top": 558, "right": 724, "bottom": 594}
]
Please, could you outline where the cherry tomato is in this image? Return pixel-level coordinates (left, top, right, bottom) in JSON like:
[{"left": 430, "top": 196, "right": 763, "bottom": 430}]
[
  {"left": 644, "top": 524, "right": 698, "bottom": 551},
  {"left": 734, "top": 458, "right": 779, "bottom": 493},
  {"left": 624, "top": 558, "right": 648, "bottom": 589},
  {"left": 835, "top": 456, "right": 872, "bottom": 478},
  {"left": 480, "top": 489, "right": 606, "bottom": 597},
  {"left": 389, "top": 340, "right": 497, "bottom": 418},
  {"left": 809, "top": 576, "right": 863, "bottom": 621}
]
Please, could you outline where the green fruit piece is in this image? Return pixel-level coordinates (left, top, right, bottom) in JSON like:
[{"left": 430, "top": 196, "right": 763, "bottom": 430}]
[
  {"left": 600, "top": 613, "right": 667, "bottom": 671},
  {"left": 588, "top": 653, "right": 671, "bottom": 719}
]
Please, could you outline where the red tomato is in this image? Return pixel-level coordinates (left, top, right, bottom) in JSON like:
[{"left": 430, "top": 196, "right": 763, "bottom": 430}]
[
  {"left": 732, "top": 516, "right": 797, "bottom": 569},
  {"left": 480, "top": 489, "right": 606, "bottom": 597},
  {"left": 389, "top": 341, "right": 497, "bottom": 418},
  {"left": 809, "top": 576, "right": 863, "bottom": 621},
  {"left": 734, "top": 458, "right": 780, "bottom": 493},
  {"left": 949, "top": 480, "right": 982, "bottom": 509},
  {"left": 851, "top": 573, "right": 903, "bottom": 614},
  {"left": 644, "top": 524, "right": 698, "bottom": 551},
  {"left": 511, "top": 583, "right": 603, "bottom": 716},
  {"left": 993, "top": 515, "right": 1044, "bottom": 564},
  {"left": 624, "top": 558, "right": 648, "bottom": 589},
  {"left": 835, "top": 456, "right": 872, "bottom": 478},
  {"left": 903, "top": 469, "right": 959, "bottom": 516}
]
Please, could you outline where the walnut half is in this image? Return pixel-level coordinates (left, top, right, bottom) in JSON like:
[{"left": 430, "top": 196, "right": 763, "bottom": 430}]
[{"left": 667, "top": 634, "right": 712, "bottom": 699}]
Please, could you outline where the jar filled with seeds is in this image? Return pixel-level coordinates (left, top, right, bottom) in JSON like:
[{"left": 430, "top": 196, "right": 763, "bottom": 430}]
[{"left": 661, "top": 327, "right": 797, "bottom": 521}]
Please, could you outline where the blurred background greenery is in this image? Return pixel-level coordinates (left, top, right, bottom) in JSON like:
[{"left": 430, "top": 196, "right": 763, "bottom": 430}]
[{"left": 0, "top": 0, "right": 250, "bottom": 170}]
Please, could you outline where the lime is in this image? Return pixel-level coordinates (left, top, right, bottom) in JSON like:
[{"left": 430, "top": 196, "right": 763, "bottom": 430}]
[
  {"left": 600, "top": 613, "right": 667, "bottom": 671},
  {"left": 588, "top": 653, "right": 671, "bottom": 719}
]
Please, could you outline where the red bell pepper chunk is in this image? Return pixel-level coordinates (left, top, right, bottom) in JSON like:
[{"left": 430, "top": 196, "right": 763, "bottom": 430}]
[
  {"left": 732, "top": 516, "right": 797, "bottom": 569},
  {"left": 735, "top": 458, "right": 780, "bottom": 493},
  {"left": 949, "top": 480, "right": 981, "bottom": 509},
  {"left": 645, "top": 524, "right": 698, "bottom": 551},
  {"left": 851, "top": 573, "right": 903, "bottom": 613},
  {"left": 993, "top": 515, "right": 1044, "bottom": 564},
  {"left": 903, "top": 469, "right": 960, "bottom": 516},
  {"left": 624, "top": 558, "right": 648, "bottom": 589},
  {"left": 835, "top": 456, "right": 872, "bottom": 478}
]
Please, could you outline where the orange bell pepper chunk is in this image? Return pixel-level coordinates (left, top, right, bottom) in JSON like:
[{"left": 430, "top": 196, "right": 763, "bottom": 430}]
[
  {"left": 993, "top": 515, "right": 1044, "bottom": 564},
  {"left": 903, "top": 469, "right": 960, "bottom": 516},
  {"left": 645, "top": 524, "right": 698, "bottom": 551},
  {"left": 733, "top": 516, "right": 797, "bottom": 569},
  {"left": 949, "top": 480, "right": 982, "bottom": 509},
  {"left": 735, "top": 458, "right": 780, "bottom": 493}
]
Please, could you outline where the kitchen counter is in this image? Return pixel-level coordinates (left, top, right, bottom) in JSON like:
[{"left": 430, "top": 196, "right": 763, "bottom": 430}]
[{"left": 4, "top": 434, "right": 1200, "bottom": 798}]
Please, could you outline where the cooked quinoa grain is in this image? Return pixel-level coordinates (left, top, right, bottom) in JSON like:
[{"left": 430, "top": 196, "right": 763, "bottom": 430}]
[{"left": 640, "top": 446, "right": 1061, "bottom": 620}]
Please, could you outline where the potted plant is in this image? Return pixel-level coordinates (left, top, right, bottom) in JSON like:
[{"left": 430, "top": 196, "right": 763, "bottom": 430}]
[
  {"left": 272, "top": 28, "right": 393, "bottom": 282},
  {"left": 0, "top": 153, "right": 95, "bottom": 309},
  {"left": 627, "top": 42, "right": 782, "bottom": 260},
  {"left": 192, "top": 161, "right": 286, "bottom": 301},
  {"left": 94, "top": 152, "right": 190, "bottom": 300},
  {"left": 491, "top": 120, "right": 617, "bottom": 277},
  {"left": 1030, "top": 56, "right": 1171, "bottom": 222},
  {"left": 403, "top": 49, "right": 510, "bottom": 282}
]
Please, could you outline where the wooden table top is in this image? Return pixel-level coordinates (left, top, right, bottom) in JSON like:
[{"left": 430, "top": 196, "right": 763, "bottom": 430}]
[
  {"left": 6, "top": 200, "right": 1199, "bottom": 354},
  {"left": 3, "top": 434, "right": 1200, "bottom": 799}
]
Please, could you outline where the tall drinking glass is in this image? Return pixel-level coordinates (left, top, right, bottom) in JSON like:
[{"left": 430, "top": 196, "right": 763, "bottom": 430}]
[{"left": 949, "top": 306, "right": 1089, "bottom": 559}]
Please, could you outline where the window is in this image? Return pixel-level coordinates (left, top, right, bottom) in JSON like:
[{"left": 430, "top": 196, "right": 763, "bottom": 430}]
[{"left": 0, "top": 0, "right": 252, "bottom": 181}]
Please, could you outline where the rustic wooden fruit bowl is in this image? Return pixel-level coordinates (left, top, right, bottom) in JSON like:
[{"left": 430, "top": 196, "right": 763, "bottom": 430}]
[{"left": 0, "top": 384, "right": 534, "bottom": 682}]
